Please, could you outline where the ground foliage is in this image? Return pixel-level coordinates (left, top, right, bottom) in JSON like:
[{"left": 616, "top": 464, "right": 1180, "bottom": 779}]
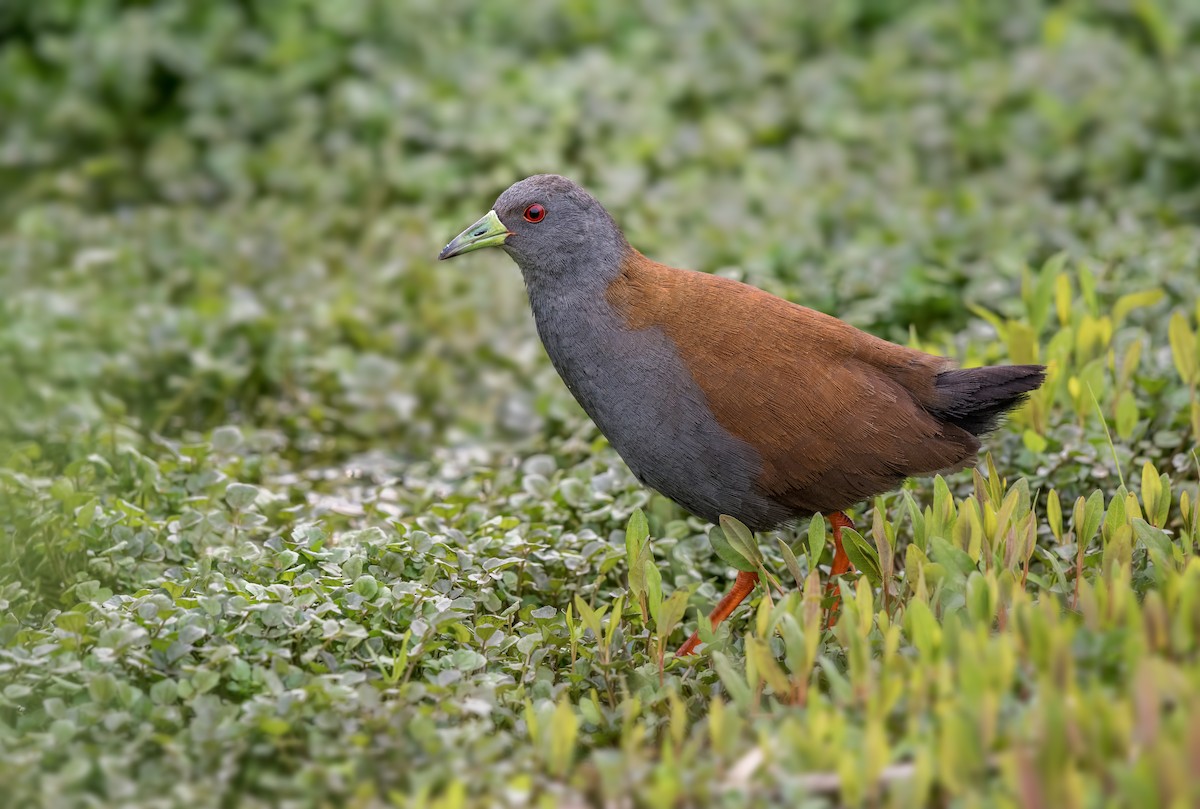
[{"left": 2, "top": 1, "right": 1200, "bottom": 807}]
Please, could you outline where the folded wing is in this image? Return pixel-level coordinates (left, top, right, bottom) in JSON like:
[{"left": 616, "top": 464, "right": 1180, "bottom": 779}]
[{"left": 607, "top": 254, "right": 1001, "bottom": 514}]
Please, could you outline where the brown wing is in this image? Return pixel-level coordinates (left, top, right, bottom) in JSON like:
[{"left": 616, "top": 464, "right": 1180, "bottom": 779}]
[{"left": 606, "top": 252, "right": 979, "bottom": 514}]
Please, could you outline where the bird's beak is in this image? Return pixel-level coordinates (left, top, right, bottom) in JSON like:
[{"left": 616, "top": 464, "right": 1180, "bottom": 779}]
[{"left": 438, "top": 210, "right": 512, "bottom": 260}]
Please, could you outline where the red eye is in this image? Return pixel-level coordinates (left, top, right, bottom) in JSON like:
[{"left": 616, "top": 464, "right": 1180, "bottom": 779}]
[{"left": 523, "top": 204, "right": 545, "bottom": 223}]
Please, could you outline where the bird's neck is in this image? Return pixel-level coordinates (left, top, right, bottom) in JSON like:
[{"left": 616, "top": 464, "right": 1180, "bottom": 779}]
[
  {"left": 514, "top": 237, "right": 632, "bottom": 332},
  {"left": 515, "top": 241, "right": 640, "bottom": 405}
]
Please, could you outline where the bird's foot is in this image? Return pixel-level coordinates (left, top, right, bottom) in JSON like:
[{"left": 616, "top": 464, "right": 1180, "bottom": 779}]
[
  {"left": 676, "top": 570, "right": 759, "bottom": 657},
  {"left": 824, "top": 511, "right": 856, "bottom": 627}
]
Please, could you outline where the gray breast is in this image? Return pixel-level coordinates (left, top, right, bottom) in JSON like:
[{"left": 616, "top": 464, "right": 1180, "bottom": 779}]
[{"left": 527, "top": 285, "right": 791, "bottom": 531}]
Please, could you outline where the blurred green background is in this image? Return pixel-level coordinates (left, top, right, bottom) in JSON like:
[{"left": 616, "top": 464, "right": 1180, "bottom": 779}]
[
  {"left": 3, "top": 1, "right": 1200, "bottom": 807},
  {"left": 3, "top": 0, "right": 1199, "bottom": 457}
]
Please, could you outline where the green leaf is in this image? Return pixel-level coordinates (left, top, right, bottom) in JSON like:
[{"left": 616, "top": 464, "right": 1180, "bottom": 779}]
[
  {"left": 1054, "top": 271, "right": 1072, "bottom": 327},
  {"left": 719, "top": 515, "right": 762, "bottom": 566},
  {"left": 1047, "top": 489, "right": 1063, "bottom": 542},
  {"left": 1080, "top": 489, "right": 1105, "bottom": 546},
  {"left": 547, "top": 699, "right": 578, "bottom": 777},
  {"left": 224, "top": 482, "right": 259, "bottom": 510},
  {"left": 211, "top": 425, "right": 244, "bottom": 453},
  {"left": 1025, "top": 253, "right": 1063, "bottom": 332},
  {"left": 1119, "top": 340, "right": 1144, "bottom": 388},
  {"left": 1078, "top": 260, "right": 1098, "bottom": 314},
  {"left": 905, "top": 543, "right": 929, "bottom": 590},
  {"left": 708, "top": 524, "right": 755, "bottom": 572},
  {"left": 712, "top": 652, "right": 752, "bottom": 708},
  {"left": 1155, "top": 473, "right": 1171, "bottom": 529},
  {"left": 1103, "top": 487, "right": 1127, "bottom": 543},
  {"left": 1005, "top": 320, "right": 1040, "bottom": 366},
  {"left": 604, "top": 593, "right": 625, "bottom": 651},
  {"left": 625, "top": 508, "right": 649, "bottom": 569},
  {"left": 929, "top": 536, "right": 976, "bottom": 583},
  {"left": 1102, "top": 524, "right": 1133, "bottom": 575},
  {"left": 55, "top": 611, "right": 88, "bottom": 634},
  {"left": 904, "top": 491, "right": 928, "bottom": 552},
  {"left": 655, "top": 587, "right": 691, "bottom": 644},
  {"left": 1114, "top": 390, "right": 1139, "bottom": 440},
  {"left": 776, "top": 613, "right": 809, "bottom": 675},
  {"left": 573, "top": 596, "right": 605, "bottom": 641},
  {"left": 968, "top": 303, "right": 1006, "bottom": 339},
  {"left": 629, "top": 536, "right": 655, "bottom": 599},
  {"left": 191, "top": 670, "right": 219, "bottom": 695},
  {"left": 807, "top": 514, "right": 827, "bottom": 566},
  {"left": 149, "top": 680, "right": 178, "bottom": 705},
  {"left": 965, "top": 572, "right": 994, "bottom": 626},
  {"left": 871, "top": 499, "right": 895, "bottom": 587},
  {"left": 88, "top": 673, "right": 118, "bottom": 705},
  {"left": 841, "top": 528, "right": 882, "bottom": 587},
  {"left": 1134, "top": 0, "right": 1180, "bottom": 58},
  {"left": 777, "top": 537, "right": 806, "bottom": 587},
  {"left": 353, "top": 574, "right": 379, "bottom": 599},
  {"left": 747, "top": 637, "right": 791, "bottom": 695},
  {"left": 1168, "top": 312, "right": 1198, "bottom": 385},
  {"left": 1023, "top": 429, "right": 1048, "bottom": 453},
  {"left": 1112, "top": 288, "right": 1164, "bottom": 326},
  {"left": 645, "top": 559, "right": 663, "bottom": 624},
  {"left": 1132, "top": 519, "right": 1173, "bottom": 565},
  {"left": 904, "top": 599, "right": 941, "bottom": 659},
  {"left": 1140, "top": 462, "right": 1162, "bottom": 525}
]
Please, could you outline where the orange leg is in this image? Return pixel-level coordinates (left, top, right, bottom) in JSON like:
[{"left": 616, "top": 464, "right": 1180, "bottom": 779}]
[
  {"left": 825, "top": 511, "right": 855, "bottom": 625},
  {"left": 676, "top": 570, "right": 759, "bottom": 656}
]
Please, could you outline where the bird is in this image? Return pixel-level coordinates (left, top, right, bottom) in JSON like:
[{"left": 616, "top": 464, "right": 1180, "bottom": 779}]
[{"left": 439, "top": 174, "right": 1045, "bottom": 656}]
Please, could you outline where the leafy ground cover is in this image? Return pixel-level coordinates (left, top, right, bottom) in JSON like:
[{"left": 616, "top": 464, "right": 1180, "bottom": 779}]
[{"left": 2, "top": 1, "right": 1200, "bottom": 806}]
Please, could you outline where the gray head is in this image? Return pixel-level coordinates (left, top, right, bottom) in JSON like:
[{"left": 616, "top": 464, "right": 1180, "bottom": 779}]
[{"left": 438, "top": 175, "right": 629, "bottom": 282}]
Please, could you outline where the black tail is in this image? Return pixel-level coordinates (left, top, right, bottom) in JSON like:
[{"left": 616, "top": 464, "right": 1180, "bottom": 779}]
[{"left": 929, "top": 365, "right": 1046, "bottom": 436}]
